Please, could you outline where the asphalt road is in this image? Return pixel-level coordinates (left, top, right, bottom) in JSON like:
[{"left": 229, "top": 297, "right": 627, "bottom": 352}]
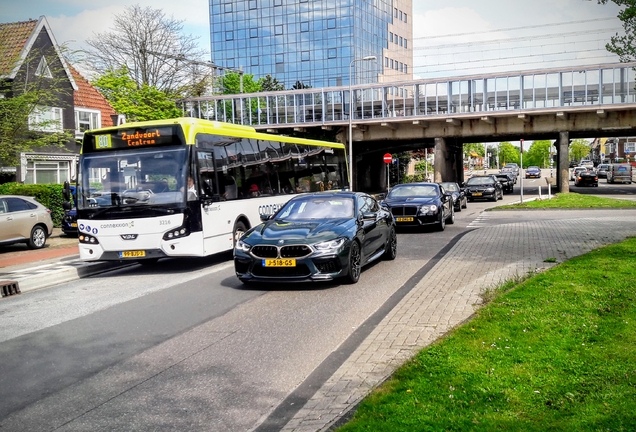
[{"left": 0, "top": 174, "right": 634, "bottom": 431}]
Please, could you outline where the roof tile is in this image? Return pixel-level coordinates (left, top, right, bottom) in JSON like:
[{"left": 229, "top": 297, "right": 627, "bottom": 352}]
[
  {"left": 69, "top": 66, "right": 117, "bottom": 127},
  {"left": 0, "top": 19, "right": 37, "bottom": 76}
]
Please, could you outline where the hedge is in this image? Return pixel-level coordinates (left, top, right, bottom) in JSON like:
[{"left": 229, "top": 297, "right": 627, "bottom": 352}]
[{"left": 0, "top": 182, "right": 66, "bottom": 227}]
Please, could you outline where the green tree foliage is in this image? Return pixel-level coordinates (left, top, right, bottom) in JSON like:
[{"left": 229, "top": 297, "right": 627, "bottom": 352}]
[
  {"left": 599, "top": 0, "right": 636, "bottom": 61},
  {"left": 524, "top": 140, "right": 553, "bottom": 168},
  {"left": 569, "top": 139, "right": 591, "bottom": 161},
  {"left": 0, "top": 52, "right": 73, "bottom": 166},
  {"left": 217, "top": 72, "right": 262, "bottom": 123},
  {"left": 463, "top": 143, "right": 485, "bottom": 158},
  {"left": 498, "top": 142, "right": 520, "bottom": 166},
  {"left": 259, "top": 75, "right": 285, "bottom": 91},
  {"left": 92, "top": 67, "right": 181, "bottom": 121},
  {"left": 291, "top": 81, "right": 312, "bottom": 90}
]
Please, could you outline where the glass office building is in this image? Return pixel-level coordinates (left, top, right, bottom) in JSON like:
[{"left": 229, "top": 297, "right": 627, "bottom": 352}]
[{"left": 209, "top": 0, "right": 412, "bottom": 89}]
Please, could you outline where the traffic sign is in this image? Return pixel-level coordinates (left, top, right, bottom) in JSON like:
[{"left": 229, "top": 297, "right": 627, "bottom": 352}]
[
  {"left": 383, "top": 153, "right": 392, "bottom": 163},
  {"left": 601, "top": 152, "right": 605, "bottom": 158}
]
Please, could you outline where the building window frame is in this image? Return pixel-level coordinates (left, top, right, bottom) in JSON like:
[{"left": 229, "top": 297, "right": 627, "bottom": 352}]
[
  {"left": 74, "top": 108, "right": 101, "bottom": 139},
  {"left": 28, "top": 106, "right": 63, "bottom": 133}
]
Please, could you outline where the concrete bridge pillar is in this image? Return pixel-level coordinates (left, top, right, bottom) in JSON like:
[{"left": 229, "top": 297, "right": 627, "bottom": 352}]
[
  {"left": 558, "top": 131, "right": 570, "bottom": 193},
  {"left": 434, "top": 137, "right": 448, "bottom": 182}
]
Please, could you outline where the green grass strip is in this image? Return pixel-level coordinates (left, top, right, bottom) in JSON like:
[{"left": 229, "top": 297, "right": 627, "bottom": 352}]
[
  {"left": 338, "top": 237, "right": 636, "bottom": 431},
  {"left": 493, "top": 192, "right": 636, "bottom": 209}
]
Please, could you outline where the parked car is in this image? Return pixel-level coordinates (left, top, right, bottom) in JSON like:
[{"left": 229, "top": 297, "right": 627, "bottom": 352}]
[
  {"left": 439, "top": 181, "right": 467, "bottom": 212},
  {"left": 607, "top": 163, "right": 633, "bottom": 184},
  {"left": 525, "top": 166, "right": 542, "bottom": 179},
  {"left": 384, "top": 182, "right": 454, "bottom": 231},
  {"left": 0, "top": 195, "right": 54, "bottom": 249},
  {"left": 574, "top": 170, "right": 598, "bottom": 187},
  {"left": 579, "top": 159, "right": 594, "bottom": 169},
  {"left": 233, "top": 191, "right": 396, "bottom": 284},
  {"left": 493, "top": 173, "right": 514, "bottom": 193},
  {"left": 570, "top": 166, "right": 589, "bottom": 181},
  {"left": 596, "top": 163, "right": 610, "bottom": 178},
  {"left": 464, "top": 175, "right": 503, "bottom": 202}
]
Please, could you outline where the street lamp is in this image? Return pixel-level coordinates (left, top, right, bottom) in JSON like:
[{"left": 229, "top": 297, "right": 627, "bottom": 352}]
[{"left": 348, "top": 55, "right": 376, "bottom": 190}]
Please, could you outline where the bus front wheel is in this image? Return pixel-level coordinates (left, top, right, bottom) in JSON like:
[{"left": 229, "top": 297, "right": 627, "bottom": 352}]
[{"left": 233, "top": 221, "right": 247, "bottom": 247}]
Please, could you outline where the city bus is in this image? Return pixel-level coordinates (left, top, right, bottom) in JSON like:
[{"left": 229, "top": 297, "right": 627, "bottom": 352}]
[{"left": 70, "top": 117, "right": 349, "bottom": 262}]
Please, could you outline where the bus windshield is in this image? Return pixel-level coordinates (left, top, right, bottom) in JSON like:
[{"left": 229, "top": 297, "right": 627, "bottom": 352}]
[{"left": 77, "top": 146, "right": 188, "bottom": 209}]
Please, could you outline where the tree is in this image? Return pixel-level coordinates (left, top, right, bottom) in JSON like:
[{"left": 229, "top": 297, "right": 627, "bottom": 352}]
[
  {"left": 463, "top": 143, "right": 485, "bottom": 158},
  {"left": 524, "top": 140, "right": 553, "bottom": 168},
  {"left": 84, "top": 4, "right": 206, "bottom": 94},
  {"left": 259, "top": 75, "right": 285, "bottom": 92},
  {"left": 569, "top": 139, "right": 591, "bottom": 161},
  {"left": 599, "top": 0, "right": 636, "bottom": 61},
  {"left": 498, "top": 142, "right": 520, "bottom": 166},
  {"left": 92, "top": 67, "right": 181, "bottom": 121},
  {"left": 291, "top": 81, "right": 311, "bottom": 90},
  {"left": 0, "top": 51, "right": 73, "bottom": 166}
]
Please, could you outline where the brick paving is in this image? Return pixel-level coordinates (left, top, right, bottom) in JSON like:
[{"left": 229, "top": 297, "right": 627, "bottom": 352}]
[{"left": 280, "top": 214, "right": 636, "bottom": 432}]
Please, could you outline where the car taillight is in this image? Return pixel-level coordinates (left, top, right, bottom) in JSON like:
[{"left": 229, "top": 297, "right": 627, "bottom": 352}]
[{"left": 46, "top": 208, "right": 51, "bottom": 213}]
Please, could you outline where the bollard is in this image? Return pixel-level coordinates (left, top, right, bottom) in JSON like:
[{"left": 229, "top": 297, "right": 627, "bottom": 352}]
[{"left": 1, "top": 280, "right": 21, "bottom": 297}]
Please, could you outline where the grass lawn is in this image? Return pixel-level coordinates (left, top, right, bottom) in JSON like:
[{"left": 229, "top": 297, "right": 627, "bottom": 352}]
[
  {"left": 493, "top": 192, "right": 636, "bottom": 210},
  {"left": 337, "top": 196, "right": 636, "bottom": 431}
]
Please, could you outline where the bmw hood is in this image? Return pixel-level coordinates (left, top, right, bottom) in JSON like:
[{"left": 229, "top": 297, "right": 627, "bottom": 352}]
[{"left": 246, "top": 219, "right": 352, "bottom": 244}]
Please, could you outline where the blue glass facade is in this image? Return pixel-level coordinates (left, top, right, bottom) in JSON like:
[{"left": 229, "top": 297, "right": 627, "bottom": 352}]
[{"left": 209, "top": 0, "right": 399, "bottom": 88}]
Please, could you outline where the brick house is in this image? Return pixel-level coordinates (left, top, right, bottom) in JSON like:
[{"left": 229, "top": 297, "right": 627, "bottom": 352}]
[{"left": 0, "top": 16, "right": 119, "bottom": 184}]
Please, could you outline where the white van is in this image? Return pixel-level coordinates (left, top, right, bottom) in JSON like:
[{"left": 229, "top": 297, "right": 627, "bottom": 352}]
[{"left": 606, "top": 164, "right": 633, "bottom": 184}]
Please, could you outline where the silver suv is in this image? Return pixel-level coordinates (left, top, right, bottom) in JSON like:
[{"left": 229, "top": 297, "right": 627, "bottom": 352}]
[{"left": 0, "top": 195, "right": 54, "bottom": 249}]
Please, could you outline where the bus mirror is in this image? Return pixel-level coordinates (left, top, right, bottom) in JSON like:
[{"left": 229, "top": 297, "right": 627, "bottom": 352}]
[
  {"left": 62, "top": 180, "right": 71, "bottom": 201},
  {"left": 62, "top": 202, "right": 72, "bottom": 211}
]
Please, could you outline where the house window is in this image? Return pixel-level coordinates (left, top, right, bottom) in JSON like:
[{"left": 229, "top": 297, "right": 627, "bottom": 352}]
[
  {"left": 35, "top": 57, "right": 52, "bottom": 78},
  {"left": 75, "top": 109, "right": 100, "bottom": 138},
  {"left": 25, "top": 159, "right": 70, "bottom": 184},
  {"left": 385, "top": 57, "right": 389, "bottom": 67},
  {"left": 389, "top": 32, "right": 393, "bottom": 43},
  {"left": 328, "top": 48, "right": 337, "bottom": 59},
  {"left": 399, "top": 11, "right": 403, "bottom": 21},
  {"left": 404, "top": 64, "right": 408, "bottom": 74},
  {"left": 399, "top": 36, "right": 403, "bottom": 47},
  {"left": 404, "top": 13, "right": 407, "bottom": 23},
  {"left": 394, "top": 8, "right": 398, "bottom": 18},
  {"left": 404, "top": 39, "right": 408, "bottom": 49},
  {"left": 29, "top": 106, "right": 63, "bottom": 132},
  {"left": 390, "top": 59, "right": 394, "bottom": 69}
]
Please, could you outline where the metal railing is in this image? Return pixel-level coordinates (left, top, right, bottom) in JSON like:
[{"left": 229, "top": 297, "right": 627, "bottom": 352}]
[{"left": 180, "top": 62, "right": 636, "bottom": 127}]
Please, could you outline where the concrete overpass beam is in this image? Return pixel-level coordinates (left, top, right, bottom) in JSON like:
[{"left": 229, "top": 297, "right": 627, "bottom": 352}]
[
  {"left": 558, "top": 131, "right": 570, "bottom": 193},
  {"left": 596, "top": 109, "right": 607, "bottom": 118},
  {"left": 446, "top": 118, "right": 461, "bottom": 126},
  {"left": 518, "top": 114, "right": 531, "bottom": 123},
  {"left": 380, "top": 122, "right": 396, "bottom": 130},
  {"left": 412, "top": 120, "right": 428, "bottom": 128},
  {"left": 480, "top": 116, "right": 494, "bottom": 124}
]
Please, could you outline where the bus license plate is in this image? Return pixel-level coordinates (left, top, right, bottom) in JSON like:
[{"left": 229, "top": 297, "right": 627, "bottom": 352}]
[
  {"left": 395, "top": 217, "right": 414, "bottom": 222},
  {"left": 263, "top": 259, "right": 296, "bottom": 267},
  {"left": 71, "top": 223, "right": 77, "bottom": 227},
  {"left": 119, "top": 250, "right": 146, "bottom": 258}
]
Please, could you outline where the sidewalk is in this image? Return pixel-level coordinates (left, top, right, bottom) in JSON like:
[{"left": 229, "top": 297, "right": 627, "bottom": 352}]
[{"left": 0, "top": 228, "right": 78, "bottom": 269}]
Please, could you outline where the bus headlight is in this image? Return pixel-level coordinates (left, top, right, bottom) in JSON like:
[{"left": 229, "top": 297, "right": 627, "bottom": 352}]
[
  {"left": 163, "top": 226, "right": 189, "bottom": 240},
  {"left": 79, "top": 234, "right": 99, "bottom": 244}
]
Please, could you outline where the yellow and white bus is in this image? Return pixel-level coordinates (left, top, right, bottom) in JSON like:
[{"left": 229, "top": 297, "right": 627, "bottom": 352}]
[{"left": 73, "top": 117, "right": 349, "bottom": 262}]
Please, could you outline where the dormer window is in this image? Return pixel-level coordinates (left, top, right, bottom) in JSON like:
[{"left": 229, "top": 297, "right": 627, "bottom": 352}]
[{"left": 35, "top": 57, "right": 53, "bottom": 78}]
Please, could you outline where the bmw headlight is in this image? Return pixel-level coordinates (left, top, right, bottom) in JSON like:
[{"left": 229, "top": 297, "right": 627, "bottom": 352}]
[
  {"left": 486, "top": 187, "right": 495, "bottom": 192},
  {"left": 235, "top": 239, "right": 252, "bottom": 253},
  {"left": 314, "top": 237, "right": 346, "bottom": 252},
  {"left": 418, "top": 205, "right": 437, "bottom": 215}
]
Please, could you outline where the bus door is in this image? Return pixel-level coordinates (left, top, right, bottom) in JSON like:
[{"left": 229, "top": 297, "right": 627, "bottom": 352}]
[{"left": 196, "top": 149, "right": 235, "bottom": 254}]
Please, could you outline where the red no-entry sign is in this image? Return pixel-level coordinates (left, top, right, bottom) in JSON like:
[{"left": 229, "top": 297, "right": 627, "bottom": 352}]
[{"left": 383, "top": 153, "right": 392, "bottom": 164}]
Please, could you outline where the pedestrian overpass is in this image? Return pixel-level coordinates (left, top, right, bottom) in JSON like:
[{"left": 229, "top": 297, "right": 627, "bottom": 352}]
[{"left": 181, "top": 62, "right": 636, "bottom": 193}]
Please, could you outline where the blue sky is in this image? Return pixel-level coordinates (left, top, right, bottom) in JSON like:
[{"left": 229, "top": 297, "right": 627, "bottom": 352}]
[{"left": 2, "top": 0, "right": 624, "bottom": 79}]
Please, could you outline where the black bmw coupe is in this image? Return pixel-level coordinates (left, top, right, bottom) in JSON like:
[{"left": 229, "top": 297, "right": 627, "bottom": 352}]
[{"left": 234, "top": 191, "right": 397, "bottom": 284}]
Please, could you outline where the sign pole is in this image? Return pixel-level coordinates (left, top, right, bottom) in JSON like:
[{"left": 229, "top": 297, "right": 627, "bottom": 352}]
[{"left": 520, "top": 139, "right": 524, "bottom": 204}]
